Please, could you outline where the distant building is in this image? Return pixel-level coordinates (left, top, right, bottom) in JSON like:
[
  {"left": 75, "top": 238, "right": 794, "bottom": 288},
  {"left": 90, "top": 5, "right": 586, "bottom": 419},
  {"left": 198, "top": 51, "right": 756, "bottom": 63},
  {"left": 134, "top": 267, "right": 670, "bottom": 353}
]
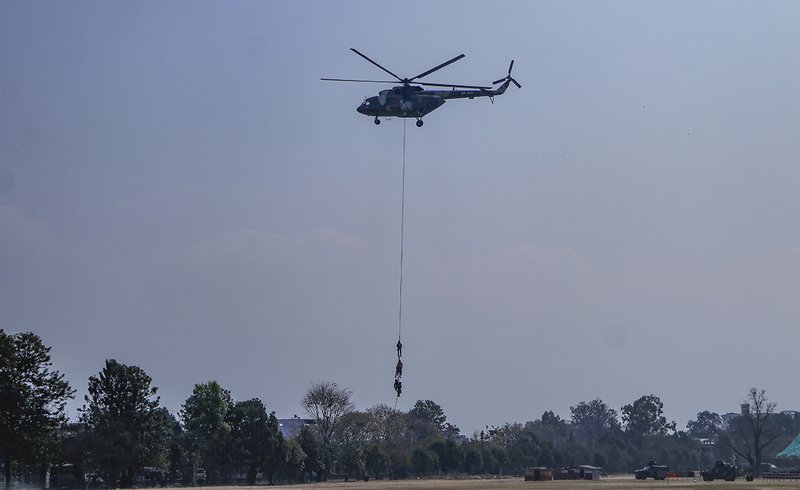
[
  {"left": 721, "top": 412, "right": 740, "bottom": 429},
  {"left": 277, "top": 416, "right": 315, "bottom": 439},
  {"left": 525, "top": 467, "right": 553, "bottom": 481}
]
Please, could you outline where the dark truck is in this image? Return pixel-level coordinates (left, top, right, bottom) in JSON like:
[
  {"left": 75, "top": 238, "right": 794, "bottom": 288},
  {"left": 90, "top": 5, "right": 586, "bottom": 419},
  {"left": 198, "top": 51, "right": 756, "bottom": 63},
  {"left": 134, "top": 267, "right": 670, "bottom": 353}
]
[
  {"left": 701, "top": 460, "right": 737, "bottom": 481},
  {"left": 634, "top": 461, "right": 669, "bottom": 480}
]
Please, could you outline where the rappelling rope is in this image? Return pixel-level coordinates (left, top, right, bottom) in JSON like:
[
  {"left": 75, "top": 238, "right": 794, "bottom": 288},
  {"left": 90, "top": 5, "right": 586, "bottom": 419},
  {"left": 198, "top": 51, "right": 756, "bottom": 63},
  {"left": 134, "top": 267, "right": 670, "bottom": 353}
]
[
  {"left": 398, "top": 118, "right": 406, "bottom": 344},
  {"left": 394, "top": 118, "right": 407, "bottom": 408}
]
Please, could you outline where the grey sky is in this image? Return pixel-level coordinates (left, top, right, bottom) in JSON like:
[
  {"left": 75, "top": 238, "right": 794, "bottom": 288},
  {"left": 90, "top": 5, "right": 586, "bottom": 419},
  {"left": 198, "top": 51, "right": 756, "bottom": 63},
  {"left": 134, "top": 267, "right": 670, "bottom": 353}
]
[{"left": 2, "top": 1, "right": 799, "bottom": 434}]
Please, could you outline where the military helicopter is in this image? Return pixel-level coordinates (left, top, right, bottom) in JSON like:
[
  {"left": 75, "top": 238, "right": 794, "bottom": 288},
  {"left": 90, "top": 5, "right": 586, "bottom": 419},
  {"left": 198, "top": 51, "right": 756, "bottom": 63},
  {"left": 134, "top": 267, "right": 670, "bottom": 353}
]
[{"left": 322, "top": 48, "right": 521, "bottom": 127}]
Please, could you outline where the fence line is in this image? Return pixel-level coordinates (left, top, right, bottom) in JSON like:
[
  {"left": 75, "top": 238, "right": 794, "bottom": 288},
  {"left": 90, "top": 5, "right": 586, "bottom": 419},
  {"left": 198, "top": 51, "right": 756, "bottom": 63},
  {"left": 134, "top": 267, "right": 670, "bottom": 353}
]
[{"left": 763, "top": 472, "right": 800, "bottom": 482}]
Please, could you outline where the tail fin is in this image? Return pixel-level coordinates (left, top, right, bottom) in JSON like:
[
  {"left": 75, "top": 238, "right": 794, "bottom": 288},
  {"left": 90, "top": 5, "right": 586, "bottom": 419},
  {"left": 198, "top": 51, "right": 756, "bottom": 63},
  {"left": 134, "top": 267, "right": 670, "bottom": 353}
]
[
  {"left": 491, "top": 60, "right": 521, "bottom": 95},
  {"left": 494, "top": 79, "right": 512, "bottom": 95}
]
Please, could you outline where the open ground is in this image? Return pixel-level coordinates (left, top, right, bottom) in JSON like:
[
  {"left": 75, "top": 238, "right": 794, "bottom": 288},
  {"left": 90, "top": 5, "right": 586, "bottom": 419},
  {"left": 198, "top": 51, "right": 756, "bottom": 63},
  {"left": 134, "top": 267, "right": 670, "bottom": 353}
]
[{"left": 217, "top": 476, "right": 800, "bottom": 490}]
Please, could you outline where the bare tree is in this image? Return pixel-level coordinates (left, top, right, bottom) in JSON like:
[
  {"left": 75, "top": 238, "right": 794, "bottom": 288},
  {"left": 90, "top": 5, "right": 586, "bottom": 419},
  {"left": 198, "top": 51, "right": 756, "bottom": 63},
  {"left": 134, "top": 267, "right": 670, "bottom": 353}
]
[
  {"left": 719, "top": 387, "right": 779, "bottom": 476},
  {"left": 301, "top": 381, "right": 354, "bottom": 479}
]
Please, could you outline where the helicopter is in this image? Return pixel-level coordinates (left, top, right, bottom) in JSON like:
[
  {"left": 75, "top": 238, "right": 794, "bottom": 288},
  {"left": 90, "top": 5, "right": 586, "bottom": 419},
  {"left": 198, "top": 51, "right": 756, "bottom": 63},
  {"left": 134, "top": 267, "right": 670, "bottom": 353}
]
[{"left": 322, "top": 48, "right": 521, "bottom": 127}]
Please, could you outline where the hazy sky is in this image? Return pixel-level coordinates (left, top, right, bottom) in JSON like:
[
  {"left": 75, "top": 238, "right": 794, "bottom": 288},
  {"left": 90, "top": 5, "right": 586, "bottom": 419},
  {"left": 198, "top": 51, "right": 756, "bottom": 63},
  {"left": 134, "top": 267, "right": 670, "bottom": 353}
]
[{"left": 2, "top": 1, "right": 800, "bottom": 435}]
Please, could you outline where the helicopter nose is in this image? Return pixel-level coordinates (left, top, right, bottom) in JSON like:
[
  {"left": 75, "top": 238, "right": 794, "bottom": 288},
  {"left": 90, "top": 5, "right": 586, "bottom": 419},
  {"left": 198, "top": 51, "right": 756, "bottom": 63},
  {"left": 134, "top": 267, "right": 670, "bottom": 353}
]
[{"left": 357, "top": 99, "right": 375, "bottom": 115}]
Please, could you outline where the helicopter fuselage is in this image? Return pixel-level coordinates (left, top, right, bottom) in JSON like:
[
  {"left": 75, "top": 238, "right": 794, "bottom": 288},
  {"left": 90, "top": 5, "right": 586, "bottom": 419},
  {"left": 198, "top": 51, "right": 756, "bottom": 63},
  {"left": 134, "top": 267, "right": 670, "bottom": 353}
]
[
  {"left": 322, "top": 48, "right": 519, "bottom": 126},
  {"left": 356, "top": 82, "right": 508, "bottom": 119}
]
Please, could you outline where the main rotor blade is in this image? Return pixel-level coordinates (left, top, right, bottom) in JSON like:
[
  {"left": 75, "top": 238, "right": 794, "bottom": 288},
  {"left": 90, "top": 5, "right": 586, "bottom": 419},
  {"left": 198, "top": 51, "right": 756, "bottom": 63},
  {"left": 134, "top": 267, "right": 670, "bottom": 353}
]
[
  {"left": 411, "top": 54, "right": 465, "bottom": 81},
  {"left": 350, "top": 48, "right": 402, "bottom": 81},
  {"left": 416, "top": 81, "right": 492, "bottom": 90},
  {"left": 321, "top": 78, "right": 399, "bottom": 84}
]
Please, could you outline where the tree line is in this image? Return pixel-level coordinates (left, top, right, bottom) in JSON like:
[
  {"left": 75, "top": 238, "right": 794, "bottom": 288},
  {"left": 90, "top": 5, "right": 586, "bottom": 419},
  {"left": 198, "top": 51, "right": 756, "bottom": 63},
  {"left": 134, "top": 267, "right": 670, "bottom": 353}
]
[{"left": 2, "top": 329, "right": 799, "bottom": 488}]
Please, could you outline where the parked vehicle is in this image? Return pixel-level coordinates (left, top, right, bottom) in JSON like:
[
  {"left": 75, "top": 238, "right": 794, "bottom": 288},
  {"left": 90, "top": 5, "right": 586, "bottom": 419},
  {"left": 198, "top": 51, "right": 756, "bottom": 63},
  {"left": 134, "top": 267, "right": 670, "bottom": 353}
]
[
  {"left": 634, "top": 461, "right": 669, "bottom": 480},
  {"left": 701, "top": 460, "right": 737, "bottom": 481},
  {"left": 738, "top": 462, "right": 777, "bottom": 475}
]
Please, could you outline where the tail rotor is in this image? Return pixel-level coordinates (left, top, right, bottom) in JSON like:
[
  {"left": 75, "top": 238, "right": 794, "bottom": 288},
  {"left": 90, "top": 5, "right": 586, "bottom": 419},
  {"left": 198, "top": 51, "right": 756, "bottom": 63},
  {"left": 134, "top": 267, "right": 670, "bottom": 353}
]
[{"left": 493, "top": 60, "right": 521, "bottom": 89}]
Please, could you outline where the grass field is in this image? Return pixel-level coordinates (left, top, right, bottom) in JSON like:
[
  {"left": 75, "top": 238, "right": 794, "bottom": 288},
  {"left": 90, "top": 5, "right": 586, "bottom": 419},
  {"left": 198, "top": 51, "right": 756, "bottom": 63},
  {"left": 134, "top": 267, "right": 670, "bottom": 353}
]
[{"left": 215, "top": 475, "right": 800, "bottom": 490}]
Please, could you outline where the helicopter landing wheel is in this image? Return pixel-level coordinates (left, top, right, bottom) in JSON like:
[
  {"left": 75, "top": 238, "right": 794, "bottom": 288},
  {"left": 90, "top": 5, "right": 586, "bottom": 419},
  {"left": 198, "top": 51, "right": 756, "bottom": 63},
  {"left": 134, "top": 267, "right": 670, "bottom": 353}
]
[
  {"left": 374, "top": 117, "right": 381, "bottom": 125},
  {"left": 415, "top": 119, "right": 424, "bottom": 127}
]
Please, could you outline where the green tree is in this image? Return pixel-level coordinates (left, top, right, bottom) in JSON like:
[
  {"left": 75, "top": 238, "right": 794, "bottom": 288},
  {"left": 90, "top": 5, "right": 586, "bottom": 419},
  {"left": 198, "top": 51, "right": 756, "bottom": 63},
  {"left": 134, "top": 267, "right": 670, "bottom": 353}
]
[
  {"left": 408, "top": 400, "right": 461, "bottom": 445},
  {"left": 227, "top": 398, "right": 283, "bottom": 485},
  {"left": 155, "top": 408, "right": 185, "bottom": 482},
  {"left": 530, "top": 411, "right": 570, "bottom": 453},
  {"left": 336, "top": 442, "right": 364, "bottom": 481},
  {"left": 409, "top": 400, "right": 447, "bottom": 433},
  {"left": 300, "top": 380, "right": 354, "bottom": 480},
  {"left": 80, "top": 359, "right": 166, "bottom": 488},
  {"left": 687, "top": 410, "right": 722, "bottom": 439},
  {"left": 278, "top": 438, "right": 306, "bottom": 483},
  {"left": 333, "top": 411, "right": 373, "bottom": 480},
  {"left": 0, "top": 330, "right": 74, "bottom": 489},
  {"left": 660, "top": 431, "right": 702, "bottom": 472},
  {"left": 386, "top": 447, "right": 411, "bottom": 479},
  {"left": 429, "top": 438, "right": 465, "bottom": 473},
  {"left": 463, "top": 443, "right": 482, "bottom": 475},
  {"left": 621, "top": 394, "right": 676, "bottom": 444},
  {"left": 481, "top": 446, "right": 505, "bottom": 475},
  {"left": 365, "top": 404, "right": 402, "bottom": 443},
  {"left": 411, "top": 447, "right": 438, "bottom": 475},
  {"left": 296, "top": 424, "right": 322, "bottom": 482},
  {"left": 483, "top": 422, "right": 540, "bottom": 475},
  {"left": 181, "top": 381, "right": 233, "bottom": 484},
  {"left": 570, "top": 398, "right": 620, "bottom": 454},
  {"left": 365, "top": 444, "right": 389, "bottom": 479}
]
